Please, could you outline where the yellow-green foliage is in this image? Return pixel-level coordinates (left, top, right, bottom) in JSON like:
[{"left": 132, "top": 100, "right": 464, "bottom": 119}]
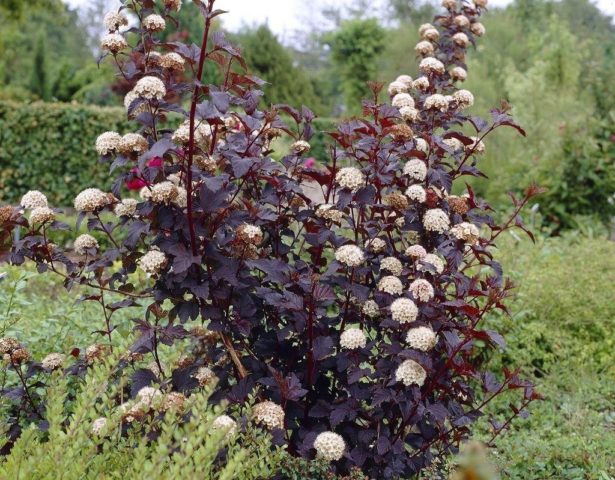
[
  {"left": 0, "top": 355, "right": 283, "bottom": 480},
  {"left": 0, "top": 101, "right": 130, "bottom": 206}
]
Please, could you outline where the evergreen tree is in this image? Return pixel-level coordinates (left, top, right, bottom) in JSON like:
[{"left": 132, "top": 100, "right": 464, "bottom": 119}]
[{"left": 30, "top": 34, "right": 49, "bottom": 101}]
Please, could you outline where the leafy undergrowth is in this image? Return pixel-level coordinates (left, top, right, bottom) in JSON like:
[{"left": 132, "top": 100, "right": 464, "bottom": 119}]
[{"left": 479, "top": 234, "right": 615, "bottom": 480}]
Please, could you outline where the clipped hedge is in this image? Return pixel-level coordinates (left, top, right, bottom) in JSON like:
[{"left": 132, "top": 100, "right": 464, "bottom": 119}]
[{"left": 0, "top": 101, "right": 130, "bottom": 206}]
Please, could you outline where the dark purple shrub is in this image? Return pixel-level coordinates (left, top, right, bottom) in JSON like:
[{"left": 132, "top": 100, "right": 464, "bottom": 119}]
[{"left": 2, "top": 0, "right": 542, "bottom": 477}]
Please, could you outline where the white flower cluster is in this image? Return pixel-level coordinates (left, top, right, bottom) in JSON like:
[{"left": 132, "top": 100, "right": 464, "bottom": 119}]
[
  {"left": 381, "top": 257, "right": 403, "bottom": 276},
  {"left": 292, "top": 140, "right": 311, "bottom": 154},
  {"left": 101, "top": 33, "right": 127, "bottom": 53},
  {"left": 252, "top": 401, "right": 285, "bottom": 430},
  {"left": 415, "top": 40, "right": 434, "bottom": 56},
  {"left": 313, "top": 431, "right": 346, "bottom": 462},
  {"left": 400, "top": 106, "right": 420, "bottom": 122},
  {"left": 138, "top": 249, "right": 168, "bottom": 276},
  {"left": 450, "top": 66, "right": 468, "bottom": 82},
  {"left": 392, "top": 93, "right": 415, "bottom": 109},
  {"left": 335, "top": 245, "right": 364, "bottom": 268},
  {"left": 41, "top": 352, "right": 65, "bottom": 370},
  {"left": 413, "top": 76, "right": 430, "bottom": 91},
  {"left": 194, "top": 366, "right": 217, "bottom": 386},
  {"left": 160, "top": 52, "right": 185, "bottom": 71},
  {"left": 335, "top": 167, "right": 365, "bottom": 192},
  {"left": 390, "top": 298, "right": 418, "bottom": 324},
  {"left": 423, "top": 209, "right": 450, "bottom": 233},
  {"left": 143, "top": 14, "right": 166, "bottom": 32},
  {"left": 212, "top": 415, "right": 238, "bottom": 439},
  {"left": 424, "top": 94, "right": 449, "bottom": 112},
  {"left": 406, "top": 185, "right": 427, "bottom": 203},
  {"left": 409, "top": 279, "right": 435, "bottom": 302},
  {"left": 366, "top": 237, "right": 386, "bottom": 253},
  {"left": 340, "top": 328, "right": 367, "bottom": 350},
  {"left": 91, "top": 418, "right": 107, "bottom": 436},
  {"left": 172, "top": 120, "right": 213, "bottom": 146},
  {"left": 454, "top": 14, "right": 470, "bottom": 28},
  {"left": 151, "top": 181, "right": 179, "bottom": 205},
  {"left": 450, "top": 222, "right": 480, "bottom": 244},
  {"left": 395, "top": 359, "right": 427, "bottom": 387},
  {"left": 362, "top": 300, "right": 380, "bottom": 318},
  {"left": 415, "top": 138, "right": 429, "bottom": 152},
  {"left": 103, "top": 12, "right": 128, "bottom": 32},
  {"left": 418, "top": 253, "right": 445, "bottom": 274},
  {"left": 443, "top": 137, "right": 464, "bottom": 152},
  {"left": 420, "top": 25, "right": 440, "bottom": 41},
  {"left": 442, "top": 0, "right": 457, "bottom": 9},
  {"left": 74, "top": 234, "right": 99, "bottom": 254},
  {"left": 29, "top": 207, "right": 55, "bottom": 225},
  {"left": 453, "top": 32, "right": 470, "bottom": 47},
  {"left": 96, "top": 131, "right": 122, "bottom": 155},
  {"left": 405, "top": 245, "right": 427, "bottom": 260},
  {"left": 21, "top": 190, "right": 48, "bottom": 209},
  {"left": 378, "top": 276, "right": 404, "bottom": 296},
  {"left": 124, "top": 90, "right": 148, "bottom": 118},
  {"left": 403, "top": 159, "right": 427, "bottom": 181},
  {"left": 237, "top": 224, "right": 264, "bottom": 245},
  {"left": 133, "top": 76, "right": 166, "bottom": 101},
  {"left": 419, "top": 57, "right": 445, "bottom": 75},
  {"left": 120, "top": 133, "right": 149, "bottom": 155},
  {"left": 471, "top": 22, "right": 486, "bottom": 37},
  {"left": 114, "top": 198, "right": 138, "bottom": 217},
  {"left": 468, "top": 136, "right": 486, "bottom": 154},
  {"left": 406, "top": 326, "right": 438, "bottom": 352},
  {"left": 453, "top": 89, "right": 474, "bottom": 109},
  {"left": 316, "top": 204, "right": 343, "bottom": 223}
]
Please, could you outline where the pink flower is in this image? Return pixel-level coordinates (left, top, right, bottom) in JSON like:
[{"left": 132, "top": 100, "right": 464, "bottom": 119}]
[{"left": 304, "top": 157, "right": 316, "bottom": 169}]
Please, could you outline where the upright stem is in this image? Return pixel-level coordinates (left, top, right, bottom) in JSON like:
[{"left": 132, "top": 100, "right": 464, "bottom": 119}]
[{"left": 185, "top": 1, "right": 214, "bottom": 256}]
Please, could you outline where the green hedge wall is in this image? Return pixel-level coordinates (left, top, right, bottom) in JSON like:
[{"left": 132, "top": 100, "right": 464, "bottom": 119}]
[{"left": 0, "top": 101, "right": 130, "bottom": 206}]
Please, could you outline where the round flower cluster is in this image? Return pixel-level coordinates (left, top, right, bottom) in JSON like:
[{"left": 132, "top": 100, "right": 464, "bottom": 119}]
[
  {"left": 151, "top": 181, "right": 179, "bottom": 205},
  {"left": 383, "top": 192, "right": 409, "bottom": 211},
  {"left": 194, "top": 366, "right": 217, "bottom": 387},
  {"left": 392, "top": 93, "right": 415, "bottom": 109},
  {"left": 340, "top": 328, "right": 367, "bottom": 350},
  {"left": 395, "top": 74, "right": 413, "bottom": 89},
  {"left": 96, "top": 131, "right": 122, "bottom": 156},
  {"left": 74, "top": 188, "right": 110, "bottom": 213},
  {"left": 390, "top": 298, "right": 418, "bottom": 324},
  {"left": 29, "top": 207, "right": 55, "bottom": 225},
  {"left": 412, "top": 76, "right": 430, "bottom": 91},
  {"left": 406, "top": 326, "right": 438, "bottom": 352},
  {"left": 450, "top": 66, "right": 468, "bottom": 82},
  {"left": 160, "top": 52, "right": 185, "bottom": 71},
  {"left": 424, "top": 94, "right": 449, "bottom": 112},
  {"left": 0, "top": 206, "right": 14, "bottom": 224},
  {"left": 418, "top": 253, "right": 445, "bottom": 274},
  {"left": 381, "top": 257, "right": 403, "bottom": 276},
  {"left": 452, "top": 32, "right": 470, "bottom": 47},
  {"left": 443, "top": 137, "right": 464, "bottom": 152},
  {"left": 378, "top": 276, "right": 404, "bottom": 296},
  {"left": 395, "top": 359, "right": 427, "bottom": 387},
  {"left": 448, "top": 195, "right": 470, "bottom": 214},
  {"left": 453, "top": 89, "right": 474, "bottom": 109},
  {"left": 442, "top": 0, "right": 457, "bottom": 9},
  {"left": 212, "top": 415, "right": 238, "bottom": 439},
  {"left": 450, "top": 222, "right": 480, "bottom": 244},
  {"left": 164, "top": 0, "right": 182, "bottom": 11},
  {"left": 454, "top": 14, "right": 470, "bottom": 28},
  {"left": 313, "top": 432, "right": 346, "bottom": 462},
  {"left": 85, "top": 343, "right": 108, "bottom": 364},
  {"left": 335, "top": 245, "right": 364, "bottom": 268},
  {"left": 468, "top": 136, "right": 486, "bottom": 154},
  {"left": 163, "top": 392, "right": 187, "bottom": 412},
  {"left": 252, "top": 401, "right": 285, "bottom": 430},
  {"left": 409, "top": 279, "right": 435, "bottom": 302},
  {"left": 172, "top": 121, "right": 213, "bottom": 146},
  {"left": 400, "top": 106, "right": 420, "bottom": 122},
  {"left": 403, "top": 159, "right": 427, "bottom": 181},
  {"left": 423, "top": 208, "right": 451, "bottom": 233},
  {"left": 292, "top": 140, "right": 311, "bottom": 154},
  {"left": 103, "top": 11, "right": 128, "bottom": 32},
  {"left": 138, "top": 249, "right": 168, "bottom": 276},
  {"left": 335, "top": 167, "right": 365, "bottom": 192},
  {"left": 74, "top": 234, "right": 99, "bottom": 254},
  {"left": 101, "top": 33, "right": 127, "bottom": 53},
  {"left": 91, "top": 418, "right": 107, "bottom": 436},
  {"left": 471, "top": 22, "right": 486, "bottom": 37},
  {"left": 120, "top": 133, "right": 149, "bottom": 155},
  {"left": 316, "top": 204, "right": 343, "bottom": 223},
  {"left": 124, "top": 90, "right": 148, "bottom": 117},
  {"left": 195, "top": 154, "right": 217, "bottom": 174},
  {"left": 143, "top": 14, "right": 166, "bottom": 32},
  {"left": 362, "top": 300, "right": 380, "bottom": 318},
  {"left": 405, "top": 244, "right": 427, "bottom": 260},
  {"left": 415, "top": 138, "right": 429, "bottom": 152},
  {"left": 415, "top": 40, "right": 434, "bottom": 56},
  {"left": 0, "top": 337, "right": 20, "bottom": 355},
  {"left": 388, "top": 81, "right": 407, "bottom": 96},
  {"left": 406, "top": 185, "right": 427, "bottom": 203},
  {"left": 21, "top": 190, "right": 48, "bottom": 209},
  {"left": 133, "top": 76, "right": 166, "bottom": 101},
  {"left": 421, "top": 26, "right": 440, "bottom": 41},
  {"left": 419, "top": 57, "right": 445, "bottom": 75},
  {"left": 418, "top": 23, "right": 435, "bottom": 37},
  {"left": 136, "top": 386, "right": 163, "bottom": 408},
  {"left": 114, "top": 198, "right": 138, "bottom": 217},
  {"left": 236, "top": 224, "right": 264, "bottom": 245}
]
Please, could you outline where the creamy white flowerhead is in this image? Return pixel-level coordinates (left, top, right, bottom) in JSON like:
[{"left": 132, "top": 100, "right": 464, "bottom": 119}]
[
  {"left": 366, "top": 237, "right": 386, "bottom": 253},
  {"left": 390, "top": 297, "right": 418, "bottom": 324},
  {"left": 114, "top": 198, "right": 138, "bottom": 217},
  {"left": 388, "top": 81, "right": 408, "bottom": 96},
  {"left": 74, "top": 234, "right": 99, "bottom": 255},
  {"left": 418, "top": 253, "right": 445, "bottom": 274},
  {"left": 450, "top": 66, "right": 468, "bottom": 82},
  {"left": 160, "top": 52, "right": 185, "bottom": 71},
  {"left": 252, "top": 401, "right": 285, "bottom": 430},
  {"left": 423, "top": 209, "right": 451, "bottom": 233},
  {"left": 143, "top": 14, "right": 166, "bottom": 32},
  {"left": 340, "top": 328, "right": 367, "bottom": 350},
  {"left": 335, "top": 167, "right": 365, "bottom": 192},
  {"left": 139, "top": 249, "right": 168, "bottom": 276},
  {"left": 424, "top": 94, "right": 449, "bottom": 112},
  {"left": 381, "top": 256, "right": 403, "bottom": 276},
  {"left": 29, "top": 207, "right": 55, "bottom": 225},
  {"left": 335, "top": 244, "right": 365, "bottom": 268},
  {"left": 378, "top": 276, "right": 404, "bottom": 295},
  {"left": 453, "top": 89, "right": 474, "bottom": 109},
  {"left": 395, "top": 359, "right": 427, "bottom": 387},
  {"left": 212, "top": 415, "right": 238, "bottom": 439},
  {"left": 362, "top": 300, "right": 380, "bottom": 318},
  {"left": 103, "top": 12, "right": 128, "bottom": 32},
  {"left": 406, "top": 326, "right": 438, "bottom": 352},
  {"left": 415, "top": 41, "right": 434, "bottom": 56},
  {"left": 314, "top": 431, "right": 346, "bottom": 462},
  {"left": 406, "top": 185, "right": 427, "bottom": 203},
  {"left": 20, "top": 190, "right": 48, "bottom": 209},
  {"left": 403, "top": 159, "right": 427, "bottom": 181},
  {"left": 133, "top": 76, "right": 166, "bottom": 101},
  {"left": 450, "top": 222, "right": 480, "bottom": 244},
  {"left": 405, "top": 244, "right": 427, "bottom": 260},
  {"left": 41, "top": 352, "right": 65, "bottom": 370},
  {"left": 316, "top": 204, "right": 343, "bottom": 223},
  {"left": 409, "top": 279, "right": 435, "bottom": 302},
  {"left": 392, "top": 93, "right": 415, "bottom": 109},
  {"left": 453, "top": 32, "right": 470, "bottom": 47},
  {"left": 419, "top": 57, "right": 445, "bottom": 75},
  {"left": 101, "top": 33, "right": 127, "bottom": 53}
]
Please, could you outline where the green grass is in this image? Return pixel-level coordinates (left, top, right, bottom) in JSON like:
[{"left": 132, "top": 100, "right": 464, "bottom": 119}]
[{"left": 479, "top": 234, "right": 615, "bottom": 479}]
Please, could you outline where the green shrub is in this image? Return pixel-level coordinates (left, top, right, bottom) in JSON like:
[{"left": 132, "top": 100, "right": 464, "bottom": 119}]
[{"left": 0, "top": 101, "right": 130, "bottom": 206}]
